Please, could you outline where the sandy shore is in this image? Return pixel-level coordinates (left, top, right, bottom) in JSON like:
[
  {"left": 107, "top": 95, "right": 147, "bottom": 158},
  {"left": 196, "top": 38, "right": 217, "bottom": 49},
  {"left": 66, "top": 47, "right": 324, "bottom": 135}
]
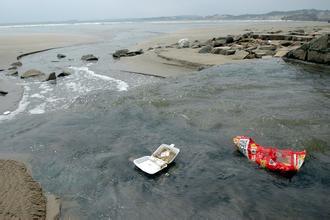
[
  {"left": 112, "top": 21, "right": 330, "bottom": 77},
  {"left": 0, "top": 33, "right": 97, "bottom": 70}
]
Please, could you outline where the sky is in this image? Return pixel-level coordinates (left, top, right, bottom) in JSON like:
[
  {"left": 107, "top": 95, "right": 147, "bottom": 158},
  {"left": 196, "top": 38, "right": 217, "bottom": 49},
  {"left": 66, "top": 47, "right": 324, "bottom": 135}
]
[{"left": 1, "top": 0, "right": 330, "bottom": 23}]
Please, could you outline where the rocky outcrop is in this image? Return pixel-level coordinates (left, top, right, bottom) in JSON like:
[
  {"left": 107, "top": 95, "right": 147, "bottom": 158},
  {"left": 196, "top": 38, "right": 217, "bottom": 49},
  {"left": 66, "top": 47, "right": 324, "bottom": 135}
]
[
  {"left": 81, "top": 54, "right": 99, "bottom": 61},
  {"left": 286, "top": 34, "right": 330, "bottom": 64},
  {"left": 21, "top": 69, "right": 45, "bottom": 78},
  {"left": 112, "top": 49, "right": 144, "bottom": 58},
  {"left": 198, "top": 45, "right": 213, "bottom": 53}
]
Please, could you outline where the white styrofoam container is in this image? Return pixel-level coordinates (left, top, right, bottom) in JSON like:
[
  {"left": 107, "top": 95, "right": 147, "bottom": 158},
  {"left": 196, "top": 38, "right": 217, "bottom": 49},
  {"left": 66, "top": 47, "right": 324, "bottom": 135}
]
[{"left": 133, "top": 144, "right": 180, "bottom": 174}]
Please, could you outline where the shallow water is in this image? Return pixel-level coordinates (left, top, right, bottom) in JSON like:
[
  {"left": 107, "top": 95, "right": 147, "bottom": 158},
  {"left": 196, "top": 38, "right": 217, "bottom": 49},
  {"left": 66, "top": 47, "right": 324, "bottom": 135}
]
[{"left": 0, "top": 56, "right": 330, "bottom": 219}]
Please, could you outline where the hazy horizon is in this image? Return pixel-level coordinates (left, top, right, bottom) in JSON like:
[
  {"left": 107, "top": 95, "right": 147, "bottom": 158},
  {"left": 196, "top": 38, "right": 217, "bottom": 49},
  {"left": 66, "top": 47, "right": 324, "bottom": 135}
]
[{"left": 1, "top": 0, "right": 330, "bottom": 24}]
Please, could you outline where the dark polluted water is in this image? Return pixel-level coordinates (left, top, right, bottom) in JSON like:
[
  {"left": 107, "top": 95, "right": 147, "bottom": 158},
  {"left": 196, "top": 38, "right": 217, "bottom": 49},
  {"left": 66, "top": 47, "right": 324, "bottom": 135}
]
[{"left": 0, "top": 59, "right": 330, "bottom": 219}]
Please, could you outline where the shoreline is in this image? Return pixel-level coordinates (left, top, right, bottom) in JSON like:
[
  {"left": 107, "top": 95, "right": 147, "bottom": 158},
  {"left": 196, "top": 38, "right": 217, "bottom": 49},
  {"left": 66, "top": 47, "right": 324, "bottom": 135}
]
[{"left": 0, "top": 20, "right": 329, "bottom": 219}]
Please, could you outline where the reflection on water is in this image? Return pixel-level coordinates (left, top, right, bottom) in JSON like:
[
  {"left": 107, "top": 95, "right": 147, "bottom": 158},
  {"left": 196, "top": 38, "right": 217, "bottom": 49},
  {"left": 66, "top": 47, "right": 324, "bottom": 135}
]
[{"left": 0, "top": 59, "right": 329, "bottom": 219}]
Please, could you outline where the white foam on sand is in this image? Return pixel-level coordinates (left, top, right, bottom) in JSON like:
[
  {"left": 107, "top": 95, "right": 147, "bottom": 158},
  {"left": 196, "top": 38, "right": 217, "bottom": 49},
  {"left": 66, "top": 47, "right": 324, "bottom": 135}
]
[
  {"left": 69, "top": 66, "right": 129, "bottom": 91},
  {"left": 29, "top": 103, "right": 46, "bottom": 115},
  {"left": 0, "top": 84, "right": 30, "bottom": 122}
]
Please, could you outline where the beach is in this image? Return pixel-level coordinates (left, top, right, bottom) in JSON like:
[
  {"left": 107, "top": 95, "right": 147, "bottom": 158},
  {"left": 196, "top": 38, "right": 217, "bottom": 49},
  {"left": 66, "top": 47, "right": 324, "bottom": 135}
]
[{"left": 0, "top": 20, "right": 329, "bottom": 219}]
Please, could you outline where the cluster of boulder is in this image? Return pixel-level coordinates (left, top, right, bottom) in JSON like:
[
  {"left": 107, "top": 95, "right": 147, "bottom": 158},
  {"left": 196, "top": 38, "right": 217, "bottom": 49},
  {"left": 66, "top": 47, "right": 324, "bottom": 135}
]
[
  {"left": 147, "top": 30, "right": 329, "bottom": 65},
  {"left": 112, "top": 49, "right": 144, "bottom": 58},
  {"left": 2, "top": 53, "right": 101, "bottom": 84},
  {"left": 286, "top": 34, "right": 330, "bottom": 64},
  {"left": 175, "top": 31, "right": 315, "bottom": 60}
]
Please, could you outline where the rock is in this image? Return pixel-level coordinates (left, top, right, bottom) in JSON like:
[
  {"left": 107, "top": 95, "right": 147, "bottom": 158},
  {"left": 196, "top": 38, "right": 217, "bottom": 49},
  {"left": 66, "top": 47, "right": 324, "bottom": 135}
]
[
  {"left": 198, "top": 45, "right": 213, "bottom": 54},
  {"left": 57, "top": 53, "right": 66, "bottom": 59},
  {"left": 113, "top": 49, "right": 129, "bottom": 58},
  {"left": 178, "top": 38, "right": 190, "bottom": 48},
  {"left": 0, "top": 90, "right": 8, "bottom": 96},
  {"left": 255, "top": 51, "right": 267, "bottom": 58},
  {"left": 286, "top": 34, "right": 330, "bottom": 64},
  {"left": 57, "top": 70, "right": 72, "bottom": 77},
  {"left": 246, "top": 53, "right": 256, "bottom": 59},
  {"left": 280, "top": 41, "right": 293, "bottom": 47},
  {"left": 262, "top": 55, "right": 273, "bottom": 59},
  {"left": 8, "top": 66, "right": 17, "bottom": 70},
  {"left": 10, "top": 61, "right": 22, "bottom": 67},
  {"left": 234, "top": 50, "right": 249, "bottom": 59},
  {"left": 147, "top": 47, "right": 154, "bottom": 51},
  {"left": 21, "top": 69, "right": 45, "bottom": 78},
  {"left": 126, "top": 49, "right": 144, "bottom": 57},
  {"left": 212, "top": 39, "right": 226, "bottom": 47},
  {"left": 258, "top": 45, "right": 277, "bottom": 51},
  {"left": 45, "top": 72, "right": 56, "bottom": 81},
  {"left": 6, "top": 69, "right": 18, "bottom": 76},
  {"left": 81, "top": 54, "right": 98, "bottom": 61},
  {"left": 225, "top": 36, "right": 234, "bottom": 44},
  {"left": 113, "top": 49, "right": 143, "bottom": 58},
  {"left": 274, "top": 49, "right": 290, "bottom": 57},
  {"left": 191, "top": 41, "right": 202, "bottom": 49},
  {"left": 212, "top": 47, "right": 235, "bottom": 55},
  {"left": 233, "top": 35, "right": 242, "bottom": 42},
  {"left": 0, "top": 69, "right": 4, "bottom": 72}
]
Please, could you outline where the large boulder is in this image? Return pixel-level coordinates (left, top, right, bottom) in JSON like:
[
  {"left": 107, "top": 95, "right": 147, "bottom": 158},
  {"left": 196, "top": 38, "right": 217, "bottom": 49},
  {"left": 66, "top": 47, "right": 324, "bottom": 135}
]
[
  {"left": 21, "top": 69, "right": 45, "bottom": 79},
  {"left": 212, "top": 47, "right": 235, "bottom": 55},
  {"left": 286, "top": 34, "right": 330, "bottom": 64},
  {"left": 234, "top": 50, "right": 249, "bottom": 59},
  {"left": 81, "top": 54, "right": 98, "bottom": 61},
  {"left": 198, "top": 45, "right": 213, "bottom": 54},
  {"left": 178, "top": 38, "right": 190, "bottom": 48}
]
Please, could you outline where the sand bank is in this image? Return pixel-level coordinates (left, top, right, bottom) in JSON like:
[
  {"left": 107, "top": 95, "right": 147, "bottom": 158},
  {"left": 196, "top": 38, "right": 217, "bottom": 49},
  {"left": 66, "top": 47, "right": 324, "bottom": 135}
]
[{"left": 0, "top": 33, "right": 97, "bottom": 69}]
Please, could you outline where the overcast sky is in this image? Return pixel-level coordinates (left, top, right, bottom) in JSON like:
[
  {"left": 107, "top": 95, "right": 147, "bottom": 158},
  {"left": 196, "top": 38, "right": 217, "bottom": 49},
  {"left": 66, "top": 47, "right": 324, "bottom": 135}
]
[{"left": 1, "top": 0, "right": 330, "bottom": 23}]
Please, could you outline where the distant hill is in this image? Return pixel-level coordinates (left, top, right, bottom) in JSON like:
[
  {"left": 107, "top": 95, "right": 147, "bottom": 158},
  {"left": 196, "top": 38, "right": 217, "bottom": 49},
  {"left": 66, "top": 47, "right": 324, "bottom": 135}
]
[{"left": 205, "top": 9, "right": 330, "bottom": 21}]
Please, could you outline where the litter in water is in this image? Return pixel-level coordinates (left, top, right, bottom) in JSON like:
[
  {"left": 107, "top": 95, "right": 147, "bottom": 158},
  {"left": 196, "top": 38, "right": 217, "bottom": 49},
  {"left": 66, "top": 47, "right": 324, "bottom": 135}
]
[
  {"left": 134, "top": 144, "right": 180, "bottom": 175},
  {"left": 233, "top": 136, "right": 306, "bottom": 172}
]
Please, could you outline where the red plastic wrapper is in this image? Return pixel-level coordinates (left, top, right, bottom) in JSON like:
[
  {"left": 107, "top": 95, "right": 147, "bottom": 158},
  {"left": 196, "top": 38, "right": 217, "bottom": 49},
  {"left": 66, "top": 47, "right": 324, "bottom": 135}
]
[{"left": 233, "top": 136, "right": 306, "bottom": 172}]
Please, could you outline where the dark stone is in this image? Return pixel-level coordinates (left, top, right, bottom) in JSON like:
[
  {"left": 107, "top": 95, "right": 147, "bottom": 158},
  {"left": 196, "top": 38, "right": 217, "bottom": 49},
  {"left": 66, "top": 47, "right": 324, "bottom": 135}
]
[
  {"left": 198, "top": 45, "right": 213, "bottom": 54},
  {"left": 81, "top": 54, "right": 99, "bottom": 61},
  {"left": 280, "top": 41, "right": 293, "bottom": 47},
  {"left": 57, "top": 70, "right": 72, "bottom": 77},
  {"left": 112, "top": 49, "right": 143, "bottom": 58},
  {"left": 0, "top": 90, "right": 8, "bottom": 96},
  {"left": 45, "top": 72, "right": 57, "bottom": 81},
  {"left": 225, "top": 36, "right": 234, "bottom": 44},
  {"left": 57, "top": 54, "right": 66, "bottom": 59},
  {"left": 212, "top": 39, "right": 226, "bottom": 47}
]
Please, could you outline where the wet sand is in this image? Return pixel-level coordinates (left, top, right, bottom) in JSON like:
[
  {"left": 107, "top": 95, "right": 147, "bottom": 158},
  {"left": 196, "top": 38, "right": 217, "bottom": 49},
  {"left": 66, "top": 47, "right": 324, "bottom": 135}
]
[{"left": 0, "top": 160, "right": 47, "bottom": 219}]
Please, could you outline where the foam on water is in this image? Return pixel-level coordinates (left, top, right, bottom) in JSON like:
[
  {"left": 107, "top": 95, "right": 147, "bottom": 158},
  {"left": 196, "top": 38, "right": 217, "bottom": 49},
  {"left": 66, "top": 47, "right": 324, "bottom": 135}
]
[
  {"left": 0, "top": 84, "right": 30, "bottom": 121},
  {"left": 0, "top": 66, "right": 129, "bottom": 122}
]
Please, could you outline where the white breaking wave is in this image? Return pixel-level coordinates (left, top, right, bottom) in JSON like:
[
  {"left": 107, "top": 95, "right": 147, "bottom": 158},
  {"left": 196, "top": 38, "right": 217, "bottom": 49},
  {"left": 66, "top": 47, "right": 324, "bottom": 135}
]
[
  {"left": 0, "top": 84, "right": 30, "bottom": 122},
  {"left": 0, "top": 65, "right": 129, "bottom": 122},
  {"left": 69, "top": 66, "right": 129, "bottom": 91}
]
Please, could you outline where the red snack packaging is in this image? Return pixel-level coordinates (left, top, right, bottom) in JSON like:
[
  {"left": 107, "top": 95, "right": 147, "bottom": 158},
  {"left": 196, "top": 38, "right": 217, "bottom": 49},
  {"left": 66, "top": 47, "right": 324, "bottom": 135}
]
[{"left": 233, "top": 136, "right": 306, "bottom": 172}]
